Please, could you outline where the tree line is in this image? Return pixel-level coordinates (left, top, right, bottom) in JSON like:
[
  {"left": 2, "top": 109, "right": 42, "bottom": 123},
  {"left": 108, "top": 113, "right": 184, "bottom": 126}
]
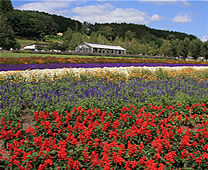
[
  {"left": 55, "top": 28, "right": 207, "bottom": 60},
  {"left": 0, "top": 0, "right": 207, "bottom": 60}
]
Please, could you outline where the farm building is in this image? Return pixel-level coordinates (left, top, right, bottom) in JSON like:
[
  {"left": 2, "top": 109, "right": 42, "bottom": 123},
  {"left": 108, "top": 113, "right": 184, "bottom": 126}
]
[
  {"left": 23, "top": 44, "right": 36, "bottom": 51},
  {"left": 75, "top": 42, "right": 126, "bottom": 54},
  {"left": 23, "top": 43, "right": 49, "bottom": 51}
]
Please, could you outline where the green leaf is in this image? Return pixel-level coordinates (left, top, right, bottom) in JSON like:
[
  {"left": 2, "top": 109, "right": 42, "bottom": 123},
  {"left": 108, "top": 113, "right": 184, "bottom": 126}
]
[{"left": 32, "top": 152, "right": 38, "bottom": 157}]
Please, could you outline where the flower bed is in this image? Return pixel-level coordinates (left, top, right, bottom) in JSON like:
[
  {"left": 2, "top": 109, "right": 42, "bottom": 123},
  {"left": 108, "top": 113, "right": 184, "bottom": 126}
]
[
  {"left": 1, "top": 62, "right": 208, "bottom": 72},
  {"left": 1, "top": 56, "right": 208, "bottom": 65},
  {"left": 1, "top": 72, "right": 208, "bottom": 119},
  {"left": 1, "top": 64, "right": 208, "bottom": 169},
  {"left": 0, "top": 103, "right": 208, "bottom": 169}
]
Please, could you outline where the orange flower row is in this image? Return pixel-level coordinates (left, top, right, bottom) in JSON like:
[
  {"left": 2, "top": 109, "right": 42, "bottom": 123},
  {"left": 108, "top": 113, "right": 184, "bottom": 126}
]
[{"left": 1, "top": 56, "right": 208, "bottom": 65}]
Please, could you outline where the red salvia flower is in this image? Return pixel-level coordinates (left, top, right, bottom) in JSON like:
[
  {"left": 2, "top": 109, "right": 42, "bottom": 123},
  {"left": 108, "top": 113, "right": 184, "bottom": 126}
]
[
  {"left": 73, "top": 160, "right": 81, "bottom": 170},
  {"left": 195, "top": 156, "right": 202, "bottom": 165},
  {"left": 112, "top": 119, "right": 120, "bottom": 129}
]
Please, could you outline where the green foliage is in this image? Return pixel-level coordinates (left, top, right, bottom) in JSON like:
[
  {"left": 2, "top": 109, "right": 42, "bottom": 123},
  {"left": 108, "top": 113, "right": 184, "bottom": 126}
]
[
  {"left": 98, "top": 26, "right": 115, "bottom": 42},
  {"left": 1, "top": 71, "right": 208, "bottom": 119},
  {"left": 0, "top": 69, "right": 208, "bottom": 169},
  {"left": 1, "top": 103, "right": 208, "bottom": 169},
  {"left": 159, "top": 40, "right": 172, "bottom": 56},
  {"left": 177, "top": 38, "right": 190, "bottom": 60},
  {"left": 64, "top": 32, "right": 88, "bottom": 50},
  {"left": 0, "top": 15, "right": 20, "bottom": 50},
  {"left": 202, "top": 41, "right": 208, "bottom": 60},
  {"left": 170, "top": 39, "right": 180, "bottom": 57},
  {"left": 7, "top": 10, "right": 57, "bottom": 39},
  {"left": 0, "top": 0, "right": 13, "bottom": 14},
  {"left": 0, "top": 5, "right": 201, "bottom": 56},
  {"left": 125, "top": 30, "right": 135, "bottom": 41},
  {"left": 51, "top": 14, "right": 82, "bottom": 33},
  {"left": 44, "top": 35, "right": 63, "bottom": 42},
  {"left": 16, "top": 39, "right": 46, "bottom": 48},
  {"left": 5, "top": 8, "right": 196, "bottom": 43},
  {"left": 140, "top": 34, "right": 163, "bottom": 48},
  {"left": 46, "top": 42, "right": 62, "bottom": 51},
  {"left": 189, "top": 39, "right": 203, "bottom": 60}
]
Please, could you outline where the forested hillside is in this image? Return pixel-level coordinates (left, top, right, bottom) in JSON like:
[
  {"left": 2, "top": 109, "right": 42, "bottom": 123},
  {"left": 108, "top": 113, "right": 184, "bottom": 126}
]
[
  {"left": 1, "top": 0, "right": 208, "bottom": 60},
  {"left": 0, "top": 0, "right": 195, "bottom": 41},
  {"left": 92, "top": 23, "right": 196, "bottom": 41},
  {"left": 6, "top": 10, "right": 196, "bottom": 41},
  {"left": 6, "top": 10, "right": 82, "bottom": 39}
]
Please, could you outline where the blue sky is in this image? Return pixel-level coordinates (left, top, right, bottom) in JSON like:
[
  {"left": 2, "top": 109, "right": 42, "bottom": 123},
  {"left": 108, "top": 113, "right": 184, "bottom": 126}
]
[{"left": 11, "top": 0, "right": 208, "bottom": 41}]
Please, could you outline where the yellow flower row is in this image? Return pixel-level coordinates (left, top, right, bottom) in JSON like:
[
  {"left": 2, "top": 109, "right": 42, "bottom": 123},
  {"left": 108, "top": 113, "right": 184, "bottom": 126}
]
[{"left": 1, "top": 67, "right": 208, "bottom": 83}]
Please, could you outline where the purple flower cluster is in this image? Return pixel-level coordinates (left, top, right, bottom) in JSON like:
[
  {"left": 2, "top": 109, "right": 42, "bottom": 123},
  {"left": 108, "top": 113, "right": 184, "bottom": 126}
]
[
  {"left": 1, "top": 63, "right": 208, "bottom": 71},
  {"left": 1, "top": 78, "right": 208, "bottom": 116}
]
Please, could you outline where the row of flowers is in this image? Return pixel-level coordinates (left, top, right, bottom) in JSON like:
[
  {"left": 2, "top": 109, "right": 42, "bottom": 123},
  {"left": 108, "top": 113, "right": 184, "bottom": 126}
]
[
  {"left": 1, "top": 56, "right": 208, "bottom": 65},
  {"left": 1, "top": 67, "right": 208, "bottom": 84},
  {"left": 1, "top": 62, "right": 208, "bottom": 72},
  {"left": 0, "top": 103, "right": 208, "bottom": 169}
]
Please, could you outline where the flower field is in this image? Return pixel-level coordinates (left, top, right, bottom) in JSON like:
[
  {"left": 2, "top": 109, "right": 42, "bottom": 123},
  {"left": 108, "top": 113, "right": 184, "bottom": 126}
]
[
  {"left": 1, "top": 56, "right": 208, "bottom": 71},
  {"left": 0, "top": 61, "right": 208, "bottom": 169},
  {"left": 1, "top": 56, "right": 208, "bottom": 65}
]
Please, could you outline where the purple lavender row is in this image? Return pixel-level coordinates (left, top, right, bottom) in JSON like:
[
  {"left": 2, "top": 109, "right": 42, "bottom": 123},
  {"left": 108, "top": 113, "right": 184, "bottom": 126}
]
[{"left": 1, "top": 63, "right": 208, "bottom": 71}]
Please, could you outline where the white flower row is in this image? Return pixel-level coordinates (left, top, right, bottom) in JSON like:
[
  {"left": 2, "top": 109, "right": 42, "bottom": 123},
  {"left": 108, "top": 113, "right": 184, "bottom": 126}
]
[{"left": 1, "top": 66, "right": 208, "bottom": 81}]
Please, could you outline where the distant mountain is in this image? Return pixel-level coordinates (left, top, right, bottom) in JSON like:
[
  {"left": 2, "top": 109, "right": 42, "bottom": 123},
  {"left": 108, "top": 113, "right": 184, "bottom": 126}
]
[{"left": 2, "top": 2, "right": 196, "bottom": 41}]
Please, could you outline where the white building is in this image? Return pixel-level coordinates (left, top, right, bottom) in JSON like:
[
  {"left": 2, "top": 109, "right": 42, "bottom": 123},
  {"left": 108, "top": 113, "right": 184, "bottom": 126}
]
[
  {"left": 23, "top": 45, "right": 36, "bottom": 51},
  {"left": 75, "top": 42, "right": 126, "bottom": 54},
  {"left": 23, "top": 43, "right": 49, "bottom": 51}
]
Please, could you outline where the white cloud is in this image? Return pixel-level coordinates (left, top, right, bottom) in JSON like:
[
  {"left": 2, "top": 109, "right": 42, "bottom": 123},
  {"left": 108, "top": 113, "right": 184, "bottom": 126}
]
[
  {"left": 172, "top": 13, "right": 192, "bottom": 23},
  {"left": 139, "top": 0, "right": 191, "bottom": 6},
  {"left": 202, "top": 36, "right": 208, "bottom": 42},
  {"left": 16, "top": 0, "right": 73, "bottom": 14},
  {"left": 68, "top": 4, "right": 164, "bottom": 25},
  {"left": 16, "top": 1, "right": 165, "bottom": 25},
  {"left": 139, "top": 0, "right": 176, "bottom": 5},
  {"left": 71, "top": 4, "right": 114, "bottom": 16},
  {"left": 151, "top": 14, "right": 165, "bottom": 21}
]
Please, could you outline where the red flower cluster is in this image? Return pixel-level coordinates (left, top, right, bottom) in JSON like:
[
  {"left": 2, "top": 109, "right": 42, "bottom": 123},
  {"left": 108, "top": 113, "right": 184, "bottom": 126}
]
[{"left": 0, "top": 103, "right": 208, "bottom": 169}]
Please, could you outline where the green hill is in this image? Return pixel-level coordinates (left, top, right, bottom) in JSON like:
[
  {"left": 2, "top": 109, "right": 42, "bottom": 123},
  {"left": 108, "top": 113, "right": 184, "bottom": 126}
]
[{"left": 3, "top": 8, "right": 196, "bottom": 41}]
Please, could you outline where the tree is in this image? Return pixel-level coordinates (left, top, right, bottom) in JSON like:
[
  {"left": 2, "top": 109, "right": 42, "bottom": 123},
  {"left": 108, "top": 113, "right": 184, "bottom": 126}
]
[
  {"left": 81, "top": 24, "right": 87, "bottom": 34},
  {"left": 7, "top": 10, "right": 48, "bottom": 39},
  {"left": 75, "top": 22, "right": 79, "bottom": 32},
  {"left": 98, "top": 26, "right": 114, "bottom": 42},
  {"left": 113, "top": 36, "right": 123, "bottom": 47},
  {"left": 66, "top": 32, "right": 88, "bottom": 50},
  {"left": 35, "top": 14, "right": 57, "bottom": 35},
  {"left": 167, "top": 34, "right": 176, "bottom": 40},
  {"left": 125, "top": 30, "right": 135, "bottom": 41},
  {"left": 0, "top": 15, "right": 20, "bottom": 50},
  {"left": 97, "top": 34, "right": 110, "bottom": 45},
  {"left": 47, "top": 42, "right": 61, "bottom": 51},
  {"left": 126, "top": 38, "right": 139, "bottom": 54},
  {"left": 141, "top": 35, "right": 163, "bottom": 48},
  {"left": 201, "top": 41, "right": 208, "bottom": 60},
  {"left": 0, "top": 0, "right": 13, "bottom": 14},
  {"left": 137, "top": 43, "right": 148, "bottom": 55},
  {"left": 88, "top": 32, "right": 99, "bottom": 43},
  {"left": 189, "top": 39, "right": 202, "bottom": 60},
  {"left": 63, "top": 28, "right": 73, "bottom": 48},
  {"left": 146, "top": 42, "right": 159, "bottom": 56},
  {"left": 159, "top": 40, "right": 172, "bottom": 56},
  {"left": 40, "top": 32, "right": 45, "bottom": 42},
  {"left": 177, "top": 37, "right": 190, "bottom": 60},
  {"left": 170, "top": 39, "right": 180, "bottom": 57}
]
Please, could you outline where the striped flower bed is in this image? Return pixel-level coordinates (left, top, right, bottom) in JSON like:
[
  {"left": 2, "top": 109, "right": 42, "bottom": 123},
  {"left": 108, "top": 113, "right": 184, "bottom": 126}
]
[{"left": 1, "top": 63, "right": 208, "bottom": 72}]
